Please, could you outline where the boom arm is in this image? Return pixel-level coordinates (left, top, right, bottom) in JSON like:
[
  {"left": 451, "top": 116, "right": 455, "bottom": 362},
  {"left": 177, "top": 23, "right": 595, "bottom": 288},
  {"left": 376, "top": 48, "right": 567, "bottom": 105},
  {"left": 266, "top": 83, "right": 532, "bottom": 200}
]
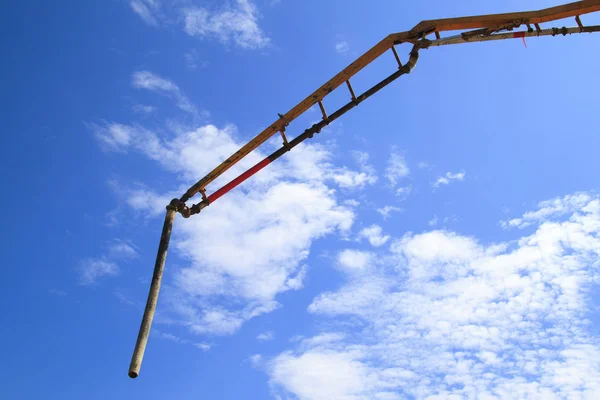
[{"left": 128, "top": 0, "right": 600, "bottom": 379}]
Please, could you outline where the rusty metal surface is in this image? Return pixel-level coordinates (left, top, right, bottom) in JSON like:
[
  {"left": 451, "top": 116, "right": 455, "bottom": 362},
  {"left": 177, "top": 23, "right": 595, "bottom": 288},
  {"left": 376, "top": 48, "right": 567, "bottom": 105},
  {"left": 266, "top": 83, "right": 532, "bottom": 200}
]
[
  {"left": 406, "top": 0, "right": 600, "bottom": 36},
  {"left": 128, "top": 202, "right": 177, "bottom": 379},
  {"left": 427, "top": 25, "right": 600, "bottom": 47},
  {"left": 179, "top": 0, "right": 600, "bottom": 205},
  {"left": 186, "top": 45, "right": 422, "bottom": 216}
]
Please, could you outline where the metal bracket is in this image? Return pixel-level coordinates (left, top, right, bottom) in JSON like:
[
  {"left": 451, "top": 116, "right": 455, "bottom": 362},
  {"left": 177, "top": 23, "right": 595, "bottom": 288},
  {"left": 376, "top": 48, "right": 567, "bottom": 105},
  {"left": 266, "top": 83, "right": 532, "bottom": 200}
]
[{"left": 280, "top": 129, "right": 290, "bottom": 150}]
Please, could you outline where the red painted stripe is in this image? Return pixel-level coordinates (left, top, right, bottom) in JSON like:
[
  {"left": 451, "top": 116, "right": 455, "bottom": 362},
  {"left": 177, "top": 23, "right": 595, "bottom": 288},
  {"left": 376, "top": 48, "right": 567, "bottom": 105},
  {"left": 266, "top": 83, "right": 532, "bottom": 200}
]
[
  {"left": 513, "top": 31, "right": 526, "bottom": 38},
  {"left": 207, "top": 157, "right": 271, "bottom": 203}
]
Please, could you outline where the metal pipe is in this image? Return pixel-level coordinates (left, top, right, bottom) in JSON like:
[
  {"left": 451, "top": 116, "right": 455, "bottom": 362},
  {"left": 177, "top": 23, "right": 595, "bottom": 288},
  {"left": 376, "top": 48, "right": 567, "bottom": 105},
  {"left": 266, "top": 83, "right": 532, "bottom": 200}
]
[
  {"left": 427, "top": 25, "right": 600, "bottom": 46},
  {"left": 128, "top": 202, "right": 177, "bottom": 378},
  {"left": 188, "top": 45, "right": 421, "bottom": 215}
]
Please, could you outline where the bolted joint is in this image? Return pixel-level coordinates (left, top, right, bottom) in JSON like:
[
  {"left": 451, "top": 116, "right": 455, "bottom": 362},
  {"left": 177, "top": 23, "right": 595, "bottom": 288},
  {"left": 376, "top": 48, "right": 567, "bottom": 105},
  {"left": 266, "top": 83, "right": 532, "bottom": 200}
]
[
  {"left": 166, "top": 198, "right": 180, "bottom": 211},
  {"left": 168, "top": 198, "right": 191, "bottom": 218},
  {"left": 179, "top": 204, "right": 191, "bottom": 218},
  {"left": 415, "top": 38, "right": 431, "bottom": 49},
  {"left": 190, "top": 200, "right": 210, "bottom": 216}
]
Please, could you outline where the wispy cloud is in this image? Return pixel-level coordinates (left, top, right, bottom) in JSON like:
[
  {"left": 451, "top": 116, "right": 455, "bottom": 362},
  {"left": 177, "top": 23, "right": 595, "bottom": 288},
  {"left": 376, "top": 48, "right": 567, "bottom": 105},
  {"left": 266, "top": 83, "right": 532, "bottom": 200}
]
[
  {"left": 132, "top": 71, "right": 198, "bottom": 114},
  {"left": 385, "top": 152, "right": 409, "bottom": 187},
  {"left": 93, "top": 122, "right": 136, "bottom": 152},
  {"left": 266, "top": 193, "right": 600, "bottom": 399},
  {"left": 376, "top": 205, "right": 402, "bottom": 220},
  {"left": 257, "top": 331, "right": 274, "bottom": 342},
  {"left": 155, "top": 330, "right": 212, "bottom": 351},
  {"left": 128, "top": 0, "right": 270, "bottom": 50},
  {"left": 182, "top": 0, "right": 270, "bottom": 49},
  {"left": 344, "top": 199, "right": 360, "bottom": 208},
  {"left": 132, "top": 104, "right": 155, "bottom": 114},
  {"left": 358, "top": 225, "right": 389, "bottom": 247},
  {"left": 184, "top": 49, "right": 208, "bottom": 71},
  {"left": 130, "top": 0, "right": 160, "bottom": 26},
  {"left": 395, "top": 185, "right": 412, "bottom": 200},
  {"left": 432, "top": 171, "right": 466, "bottom": 188},
  {"left": 328, "top": 151, "right": 377, "bottom": 189},
  {"left": 501, "top": 192, "right": 592, "bottom": 230},
  {"left": 77, "top": 238, "right": 138, "bottom": 286},
  {"left": 108, "top": 239, "right": 138, "bottom": 260},
  {"left": 335, "top": 41, "right": 350, "bottom": 54},
  {"left": 77, "top": 258, "right": 119, "bottom": 286},
  {"left": 429, "top": 215, "right": 457, "bottom": 227}
]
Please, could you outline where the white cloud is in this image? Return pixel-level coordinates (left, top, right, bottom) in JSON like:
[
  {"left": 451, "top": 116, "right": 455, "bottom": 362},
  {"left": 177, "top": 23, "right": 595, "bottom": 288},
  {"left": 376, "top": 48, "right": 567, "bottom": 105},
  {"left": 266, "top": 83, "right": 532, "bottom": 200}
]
[
  {"left": 78, "top": 239, "right": 138, "bottom": 286},
  {"left": 269, "top": 350, "right": 376, "bottom": 400},
  {"left": 132, "top": 70, "right": 198, "bottom": 114},
  {"left": 155, "top": 329, "right": 212, "bottom": 351},
  {"left": 130, "top": 0, "right": 160, "bottom": 26},
  {"left": 94, "top": 122, "right": 136, "bottom": 152},
  {"left": 132, "top": 104, "right": 155, "bottom": 114},
  {"left": 377, "top": 205, "right": 402, "bottom": 220},
  {"left": 417, "top": 161, "right": 429, "bottom": 169},
  {"left": 395, "top": 186, "right": 412, "bottom": 200},
  {"left": 337, "top": 249, "right": 373, "bottom": 272},
  {"left": 77, "top": 258, "right": 119, "bottom": 285},
  {"left": 329, "top": 169, "right": 376, "bottom": 189},
  {"left": 295, "top": 333, "right": 346, "bottom": 349},
  {"left": 328, "top": 151, "right": 377, "bottom": 189},
  {"left": 194, "top": 343, "right": 212, "bottom": 351},
  {"left": 108, "top": 239, "right": 138, "bottom": 259},
  {"left": 428, "top": 215, "right": 457, "bottom": 227},
  {"left": 267, "top": 193, "right": 600, "bottom": 399},
  {"left": 335, "top": 41, "right": 350, "bottom": 54},
  {"left": 358, "top": 225, "right": 390, "bottom": 247},
  {"left": 183, "top": 0, "right": 270, "bottom": 49},
  {"left": 502, "top": 192, "right": 593, "bottom": 230},
  {"left": 344, "top": 199, "right": 360, "bottom": 208},
  {"left": 129, "top": 0, "right": 270, "bottom": 50},
  {"left": 258, "top": 331, "right": 274, "bottom": 342},
  {"left": 432, "top": 171, "right": 466, "bottom": 188},
  {"left": 96, "top": 121, "right": 356, "bottom": 335},
  {"left": 385, "top": 152, "right": 409, "bottom": 187}
]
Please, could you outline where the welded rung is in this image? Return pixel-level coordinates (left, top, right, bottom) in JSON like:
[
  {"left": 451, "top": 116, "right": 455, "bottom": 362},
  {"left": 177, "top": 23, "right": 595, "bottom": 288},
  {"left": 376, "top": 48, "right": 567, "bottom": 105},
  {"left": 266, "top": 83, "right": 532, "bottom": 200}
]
[
  {"left": 318, "top": 100, "right": 328, "bottom": 120},
  {"left": 576, "top": 15, "right": 583, "bottom": 29},
  {"left": 279, "top": 129, "right": 289, "bottom": 146},
  {"left": 391, "top": 45, "right": 402, "bottom": 68},
  {"left": 346, "top": 80, "right": 357, "bottom": 101}
]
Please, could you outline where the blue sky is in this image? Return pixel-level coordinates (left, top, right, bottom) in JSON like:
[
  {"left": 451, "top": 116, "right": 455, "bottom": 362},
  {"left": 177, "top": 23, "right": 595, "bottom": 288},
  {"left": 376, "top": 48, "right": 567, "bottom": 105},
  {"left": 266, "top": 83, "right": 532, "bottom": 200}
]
[{"left": 3, "top": 0, "right": 600, "bottom": 399}]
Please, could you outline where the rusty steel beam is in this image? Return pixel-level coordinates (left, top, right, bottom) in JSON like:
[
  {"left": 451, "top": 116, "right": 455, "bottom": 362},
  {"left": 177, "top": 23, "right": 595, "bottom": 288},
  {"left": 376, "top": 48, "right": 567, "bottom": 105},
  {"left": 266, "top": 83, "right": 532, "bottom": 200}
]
[
  {"left": 406, "top": 0, "right": 600, "bottom": 36},
  {"left": 180, "top": 0, "right": 600, "bottom": 204}
]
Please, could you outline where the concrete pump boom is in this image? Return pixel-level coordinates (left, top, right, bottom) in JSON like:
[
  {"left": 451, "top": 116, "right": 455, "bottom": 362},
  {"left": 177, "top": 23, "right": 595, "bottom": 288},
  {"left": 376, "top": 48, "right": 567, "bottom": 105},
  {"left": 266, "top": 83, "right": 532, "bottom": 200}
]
[{"left": 128, "top": 0, "right": 600, "bottom": 379}]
